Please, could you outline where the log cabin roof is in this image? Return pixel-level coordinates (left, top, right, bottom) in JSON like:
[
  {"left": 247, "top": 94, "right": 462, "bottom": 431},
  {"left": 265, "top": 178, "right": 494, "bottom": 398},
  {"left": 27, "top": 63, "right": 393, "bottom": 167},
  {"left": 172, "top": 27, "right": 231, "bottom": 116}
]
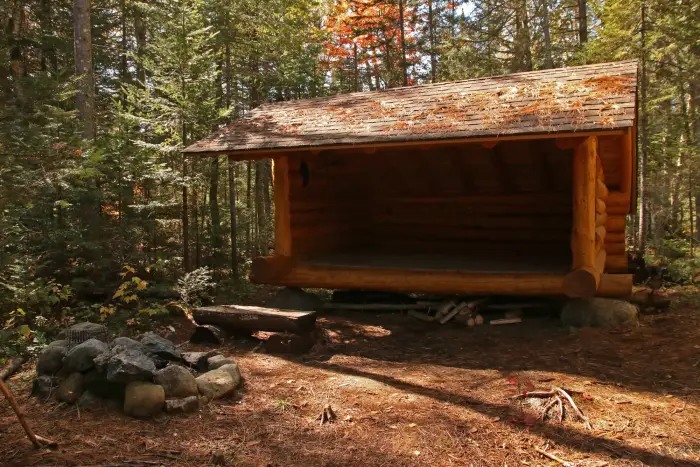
[{"left": 184, "top": 60, "right": 637, "bottom": 155}]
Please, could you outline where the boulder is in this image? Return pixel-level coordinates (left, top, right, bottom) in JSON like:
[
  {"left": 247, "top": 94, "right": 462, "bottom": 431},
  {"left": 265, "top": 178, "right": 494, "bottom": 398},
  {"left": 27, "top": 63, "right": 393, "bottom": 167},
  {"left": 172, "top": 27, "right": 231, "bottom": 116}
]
[
  {"left": 84, "top": 370, "right": 126, "bottom": 400},
  {"left": 141, "top": 332, "right": 181, "bottom": 361},
  {"left": 63, "top": 338, "right": 108, "bottom": 373},
  {"left": 106, "top": 348, "right": 157, "bottom": 383},
  {"left": 561, "top": 298, "right": 639, "bottom": 328},
  {"left": 207, "top": 355, "right": 235, "bottom": 370},
  {"left": 110, "top": 337, "right": 145, "bottom": 352},
  {"left": 195, "top": 366, "right": 240, "bottom": 401},
  {"left": 36, "top": 340, "right": 68, "bottom": 375},
  {"left": 124, "top": 381, "right": 165, "bottom": 417},
  {"left": 182, "top": 351, "right": 220, "bottom": 371},
  {"left": 57, "top": 372, "right": 85, "bottom": 403},
  {"left": 154, "top": 365, "right": 198, "bottom": 398},
  {"left": 165, "top": 396, "right": 200, "bottom": 414},
  {"left": 77, "top": 391, "right": 104, "bottom": 410},
  {"left": 31, "top": 375, "right": 55, "bottom": 400},
  {"left": 217, "top": 363, "right": 242, "bottom": 387}
]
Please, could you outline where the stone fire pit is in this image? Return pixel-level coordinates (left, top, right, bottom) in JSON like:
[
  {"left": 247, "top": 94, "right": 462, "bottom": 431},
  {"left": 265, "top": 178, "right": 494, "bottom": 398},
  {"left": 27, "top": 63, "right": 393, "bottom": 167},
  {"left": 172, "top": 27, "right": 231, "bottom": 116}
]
[{"left": 32, "top": 323, "right": 241, "bottom": 418}]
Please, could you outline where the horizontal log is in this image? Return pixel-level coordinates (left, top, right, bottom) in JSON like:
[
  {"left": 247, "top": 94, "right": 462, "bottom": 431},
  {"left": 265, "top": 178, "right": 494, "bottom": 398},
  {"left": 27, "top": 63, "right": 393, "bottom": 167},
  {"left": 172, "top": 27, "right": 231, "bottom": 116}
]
[
  {"left": 596, "top": 225, "right": 606, "bottom": 246},
  {"left": 605, "top": 215, "right": 626, "bottom": 233},
  {"left": 192, "top": 305, "right": 317, "bottom": 334},
  {"left": 606, "top": 191, "right": 631, "bottom": 207},
  {"left": 606, "top": 243, "right": 626, "bottom": 255},
  {"left": 251, "top": 256, "right": 295, "bottom": 282},
  {"left": 251, "top": 262, "right": 632, "bottom": 299},
  {"left": 606, "top": 232, "right": 626, "bottom": 244},
  {"left": 606, "top": 254, "right": 628, "bottom": 273}
]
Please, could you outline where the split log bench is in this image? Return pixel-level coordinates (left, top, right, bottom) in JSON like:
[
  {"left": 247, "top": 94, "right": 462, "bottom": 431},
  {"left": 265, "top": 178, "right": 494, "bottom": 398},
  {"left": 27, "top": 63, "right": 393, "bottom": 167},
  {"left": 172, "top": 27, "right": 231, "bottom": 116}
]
[{"left": 191, "top": 305, "right": 318, "bottom": 353}]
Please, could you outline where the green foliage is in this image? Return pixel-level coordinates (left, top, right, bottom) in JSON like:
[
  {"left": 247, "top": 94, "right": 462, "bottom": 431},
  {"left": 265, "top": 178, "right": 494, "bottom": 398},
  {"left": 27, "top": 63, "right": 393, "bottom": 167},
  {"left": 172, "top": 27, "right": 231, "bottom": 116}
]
[{"left": 175, "top": 267, "right": 215, "bottom": 307}]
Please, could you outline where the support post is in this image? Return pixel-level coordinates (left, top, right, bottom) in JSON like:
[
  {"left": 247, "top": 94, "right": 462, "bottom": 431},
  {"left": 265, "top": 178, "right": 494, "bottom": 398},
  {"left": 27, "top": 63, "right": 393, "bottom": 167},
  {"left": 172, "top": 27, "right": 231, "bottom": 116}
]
[
  {"left": 564, "top": 136, "right": 599, "bottom": 297},
  {"left": 272, "top": 156, "right": 291, "bottom": 256}
]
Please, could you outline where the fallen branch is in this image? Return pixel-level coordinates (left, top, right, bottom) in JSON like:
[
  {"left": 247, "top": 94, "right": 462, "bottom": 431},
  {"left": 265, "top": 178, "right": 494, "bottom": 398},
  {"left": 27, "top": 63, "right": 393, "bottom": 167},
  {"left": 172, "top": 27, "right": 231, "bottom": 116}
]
[
  {"left": 0, "top": 357, "right": 25, "bottom": 381},
  {"left": 0, "top": 377, "right": 57, "bottom": 448},
  {"left": 534, "top": 447, "right": 575, "bottom": 467}
]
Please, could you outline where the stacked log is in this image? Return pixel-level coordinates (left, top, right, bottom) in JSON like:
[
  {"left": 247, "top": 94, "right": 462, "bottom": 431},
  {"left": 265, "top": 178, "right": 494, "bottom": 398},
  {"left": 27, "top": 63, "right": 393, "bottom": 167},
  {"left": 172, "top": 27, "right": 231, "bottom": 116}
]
[{"left": 411, "top": 299, "right": 485, "bottom": 326}]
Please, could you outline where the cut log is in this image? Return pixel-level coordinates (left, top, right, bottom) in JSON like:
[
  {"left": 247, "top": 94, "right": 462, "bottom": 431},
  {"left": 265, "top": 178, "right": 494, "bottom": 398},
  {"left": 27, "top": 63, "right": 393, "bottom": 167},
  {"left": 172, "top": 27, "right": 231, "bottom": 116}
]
[
  {"left": 571, "top": 137, "right": 597, "bottom": 271},
  {"left": 596, "top": 212, "right": 608, "bottom": 228},
  {"left": 192, "top": 305, "right": 317, "bottom": 334},
  {"left": 490, "top": 318, "right": 522, "bottom": 325},
  {"left": 596, "top": 179, "right": 609, "bottom": 201},
  {"left": 435, "top": 300, "right": 456, "bottom": 317},
  {"left": 605, "top": 215, "right": 626, "bottom": 233},
  {"left": 596, "top": 274, "right": 632, "bottom": 299},
  {"left": 595, "top": 198, "right": 606, "bottom": 216},
  {"left": 408, "top": 310, "right": 435, "bottom": 322},
  {"left": 439, "top": 302, "right": 467, "bottom": 324},
  {"left": 605, "top": 243, "right": 626, "bottom": 255},
  {"left": 606, "top": 254, "right": 628, "bottom": 273},
  {"left": 563, "top": 266, "right": 600, "bottom": 298}
]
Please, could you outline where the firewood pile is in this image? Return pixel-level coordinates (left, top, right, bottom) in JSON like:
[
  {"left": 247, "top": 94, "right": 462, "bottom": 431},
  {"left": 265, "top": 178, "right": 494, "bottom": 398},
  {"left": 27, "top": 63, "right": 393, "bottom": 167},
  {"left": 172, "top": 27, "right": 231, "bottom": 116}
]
[{"left": 408, "top": 299, "right": 487, "bottom": 326}]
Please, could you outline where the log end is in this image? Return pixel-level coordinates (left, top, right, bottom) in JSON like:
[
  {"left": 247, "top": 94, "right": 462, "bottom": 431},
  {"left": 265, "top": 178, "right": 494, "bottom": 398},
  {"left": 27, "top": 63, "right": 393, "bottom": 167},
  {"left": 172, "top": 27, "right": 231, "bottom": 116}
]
[{"left": 564, "top": 267, "right": 600, "bottom": 298}]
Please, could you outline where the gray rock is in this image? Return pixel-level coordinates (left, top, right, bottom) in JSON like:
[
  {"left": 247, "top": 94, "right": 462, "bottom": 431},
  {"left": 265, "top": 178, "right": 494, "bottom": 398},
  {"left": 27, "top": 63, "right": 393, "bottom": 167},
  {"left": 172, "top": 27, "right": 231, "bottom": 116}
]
[
  {"left": 77, "top": 391, "right": 104, "bottom": 410},
  {"left": 106, "top": 348, "right": 156, "bottom": 383},
  {"left": 217, "top": 363, "right": 242, "bottom": 388},
  {"left": 561, "top": 298, "right": 639, "bottom": 328},
  {"left": 182, "top": 351, "right": 220, "bottom": 371},
  {"left": 63, "top": 338, "right": 108, "bottom": 373},
  {"left": 36, "top": 340, "right": 68, "bottom": 375},
  {"left": 207, "top": 355, "right": 235, "bottom": 370},
  {"left": 57, "top": 372, "right": 85, "bottom": 403},
  {"left": 141, "top": 332, "right": 181, "bottom": 361},
  {"left": 195, "top": 366, "right": 240, "bottom": 401},
  {"left": 154, "top": 365, "right": 198, "bottom": 398},
  {"left": 190, "top": 325, "right": 228, "bottom": 345},
  {"left": 110, "top": 337, "right": 145, "bottom": 352},
  {"left": 31, "top": 375, "right": 55, "bottom": 399},
  {"left": 165, "top": 395, "right": 200, "bottom": 414},
  {"left": 124, "top": 381, "right": 165, "bottom": 417},
  {"left": 65, "top": 322, "right": 109, "bottom": 346}
]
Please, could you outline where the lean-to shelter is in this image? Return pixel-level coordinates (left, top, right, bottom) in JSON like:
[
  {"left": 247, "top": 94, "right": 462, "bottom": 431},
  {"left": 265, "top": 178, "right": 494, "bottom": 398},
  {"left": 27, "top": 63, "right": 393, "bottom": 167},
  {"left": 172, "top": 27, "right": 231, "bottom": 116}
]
[{"left": 185, "top": 60, "right": 638, "bottom": 299}]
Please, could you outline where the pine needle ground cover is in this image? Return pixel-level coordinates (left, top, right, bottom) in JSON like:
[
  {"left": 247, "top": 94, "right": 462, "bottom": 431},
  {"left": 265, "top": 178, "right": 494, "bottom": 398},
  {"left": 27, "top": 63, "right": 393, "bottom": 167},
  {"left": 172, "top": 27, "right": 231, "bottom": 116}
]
[{"left": 2, "top": 292, "right": 699, "bottom": 467}]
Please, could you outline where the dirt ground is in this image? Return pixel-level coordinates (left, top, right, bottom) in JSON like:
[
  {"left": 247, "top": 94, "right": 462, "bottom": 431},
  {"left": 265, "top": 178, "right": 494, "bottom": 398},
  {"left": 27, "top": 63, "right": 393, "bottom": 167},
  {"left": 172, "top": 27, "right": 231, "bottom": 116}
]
[{"left": 2, "top": 293, "right": 700, "bottom": 467}]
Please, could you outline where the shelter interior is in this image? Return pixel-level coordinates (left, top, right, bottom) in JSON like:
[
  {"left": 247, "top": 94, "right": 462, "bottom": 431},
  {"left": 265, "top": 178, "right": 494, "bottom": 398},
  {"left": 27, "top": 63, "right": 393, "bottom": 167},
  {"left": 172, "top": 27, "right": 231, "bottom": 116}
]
[{"left": 281, "top": 135, "right": 624, "bottom": 276}]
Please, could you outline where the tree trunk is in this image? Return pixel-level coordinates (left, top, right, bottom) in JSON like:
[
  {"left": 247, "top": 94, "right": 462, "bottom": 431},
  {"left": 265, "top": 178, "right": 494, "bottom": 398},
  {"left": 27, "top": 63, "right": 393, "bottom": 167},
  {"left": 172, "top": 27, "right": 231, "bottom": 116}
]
[
  {"left": 541, "top": 0, "right": 554, "bottom": 69},
  {"left": 255, "top": 160, "right": 265, "bottom": 256},
  {"left": 353, "top": 41, "right": 360, "bottom": 92},
  {"left": 398, "top": 0, "right": 408, "bottom": 86},
  {"left": 228, "top": 156, "right": 238, "bottom": 280},
  {"left": 577, "top": 0, "right": 588, "bottom": 45},
  {"left": 73, "top": 0, "right": 96, "bottom": 140},
  {"left": 193, "top": 186, "right": 200, "bottom": 269},
  {"left": 428, "top": 0, "right": 437, "bottom": 83},
  {"left": 134, "top": 8, "right": 146, "bottom": 85},
  {"left": 246, "top": 160, "right": 252, "bottom": 256},
  {"left": 637, "top": 1, "right": 648, "bottom": 252},
  {"left": 182, "top": 155, "right": 190, "bottom": 272},
  {"left": 9, "top": 1, "right": 26, "bottom": 108}
]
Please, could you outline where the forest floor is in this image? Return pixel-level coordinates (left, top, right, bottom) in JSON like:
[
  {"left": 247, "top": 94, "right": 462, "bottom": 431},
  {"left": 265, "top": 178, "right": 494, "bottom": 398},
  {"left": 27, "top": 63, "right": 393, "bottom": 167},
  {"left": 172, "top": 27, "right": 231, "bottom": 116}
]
[{"left": 2, "top": 291, "right": 700, "bottom": 467}]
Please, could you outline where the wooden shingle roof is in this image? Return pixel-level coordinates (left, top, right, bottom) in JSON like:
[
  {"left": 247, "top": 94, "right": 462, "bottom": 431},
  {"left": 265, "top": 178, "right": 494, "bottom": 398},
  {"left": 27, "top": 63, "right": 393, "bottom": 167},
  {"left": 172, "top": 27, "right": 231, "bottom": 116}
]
[{"left": 184, "top": 60, "right": 637, "bottom": 155}]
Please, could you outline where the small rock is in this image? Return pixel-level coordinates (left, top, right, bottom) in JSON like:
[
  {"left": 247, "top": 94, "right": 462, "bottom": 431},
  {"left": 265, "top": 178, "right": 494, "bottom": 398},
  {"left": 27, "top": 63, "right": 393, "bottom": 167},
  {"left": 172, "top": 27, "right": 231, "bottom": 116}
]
[
  {"left": 110, "top": 337, "right": 145, "bottom": 352},
  {"left": 195, "top": 365, "right": 240, "bottom": 401},
  {"left": 63, "top": 338, "right": 108, "bottom": 373},
  {"left": 207, "top": 355, "right": 235, "bottom": 370},
  {"left": 141, "top": 332, "right": 181, "bottom": 361},
  {"left": 36, "top": 340, "right": 68, "bottom": 375},
  {"left": 154, "top": 365, "right": 198, "bottom": 398},
  {"left": 106, "top": 348, "right": 157, "bottom": 383},
  {"left": 165, "top": 395, "right": 200, "bottom": 414},
  {"left": 31, "top": 375, "right": 55, "bottom": 399},
  {"left": 124, "top": 381, "right": 165, "bottom": 417},
  {"left": 77, "top": 391, "right": 104, "bottom": 410},
  {"left": 561, "top": 298, "right": 639, "bottom": 328},
  {"left": 57, "top": 372, "right": 85, "bottom": 404},
  {"left": 182, "top": 351, "right": 220, "bottom": 371}
]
